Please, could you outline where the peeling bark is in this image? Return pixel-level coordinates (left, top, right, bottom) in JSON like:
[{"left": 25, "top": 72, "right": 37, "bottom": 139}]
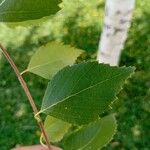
[{"left": 97, "top": 0, "right": 135, "bottom": 66}]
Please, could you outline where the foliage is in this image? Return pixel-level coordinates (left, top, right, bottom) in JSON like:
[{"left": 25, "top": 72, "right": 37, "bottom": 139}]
[
  {"left": 0, "top": 0, "right": 134, "bottom": 149},
  {"left": 63, "top": 114, "right": 117, "bottom": 150},
  {"left": 26, "top": 44, "right": 133, "bottom": 149},
  {"left": 44, "top": 116, "right": 71, "bottom": 143},
  {"left": 0, "top": 0, "right": 149, "bottom": 150},
  {"left": 0, "top": 0, "right": 104, "bottom": 52},
  {"left": 0, "top": 0, "right": 61, "bottom": 22},
  {"left": 23, "top": 42, "right": 83, "bottom": 79},
  {"left": 41, "top": 62, "right": 134, "bottom": 125}
]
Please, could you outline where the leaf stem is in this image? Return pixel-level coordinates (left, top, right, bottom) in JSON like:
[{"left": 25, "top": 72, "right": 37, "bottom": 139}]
[{"left": 0, "top": 43, "right": 52, "bottom": 150}]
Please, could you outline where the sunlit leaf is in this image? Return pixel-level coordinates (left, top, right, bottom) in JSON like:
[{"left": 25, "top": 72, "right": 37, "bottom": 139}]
[
  {"left": 41, "top": 62, "right": 135, "bottom": 125},
  {"left": 23, "top": 42, "right": 83, "bottom": 79},
  {"left": 44, "top": 116, "right": 71, "bottom": 143}
]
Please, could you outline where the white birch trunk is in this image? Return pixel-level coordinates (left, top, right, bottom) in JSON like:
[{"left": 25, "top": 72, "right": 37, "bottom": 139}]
[{"left": 97, "top": 0, "right": 135, "bottom": 66}]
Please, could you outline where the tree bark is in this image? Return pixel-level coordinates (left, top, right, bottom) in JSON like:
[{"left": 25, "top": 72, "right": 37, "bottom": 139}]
[{"left": 97, "top": 0, "right": 135, "bottom": 66}]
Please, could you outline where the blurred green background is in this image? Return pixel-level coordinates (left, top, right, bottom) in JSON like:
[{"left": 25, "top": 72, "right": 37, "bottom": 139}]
[{"left": 0, "top": 0, "right": 150, "bottom": 149}]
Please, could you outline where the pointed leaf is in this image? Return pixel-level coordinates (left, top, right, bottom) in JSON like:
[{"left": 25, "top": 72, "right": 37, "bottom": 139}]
[
  {"left": 0, "top": 0, "right": 61, "bottom": 22},
  {"left": 44, "top": 116, "right": 71, "bottom": 143},
  {"left": 23, "top": 42, "right": 83, "bottom": 79},
  {"left": 63, "top": 114, "right": 117, "bottom": 150},
  {"left": 41, "top": 62, "right": 135, "bottom": 125}
]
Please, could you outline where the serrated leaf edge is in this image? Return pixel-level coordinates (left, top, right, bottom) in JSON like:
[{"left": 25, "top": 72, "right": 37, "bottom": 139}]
[
  {"left": 21, "top": 42, "right": 83, "bottom": 78},
  {"left": 98, "top": 114, "right": 118, "bottom": 150},
  {"left": 80, "top": 114, "right": 117, "bottom": 150},
  {"left": 63, "top": 114, "right": 117, "bottom": 150},
  {"left": 40, "top": 63, "right": 135, "bottom": 118}
]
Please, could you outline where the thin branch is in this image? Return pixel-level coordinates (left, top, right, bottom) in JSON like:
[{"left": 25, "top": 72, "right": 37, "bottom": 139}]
[{"left": 0, "top": 43, "right": 52, "bottom": 150}]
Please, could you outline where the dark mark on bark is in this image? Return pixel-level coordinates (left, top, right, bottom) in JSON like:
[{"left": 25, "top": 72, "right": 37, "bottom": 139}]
[
  {"left": 100, "top": 52, "right": 111, "bottom": 58},
  {"left": 120, "top": 19, "right": 129, "bottom": 24},
  {"left": 104, "top": 23, "right": 111, "bottom": 30},
  {"left": 113, "top": 27, "right": 124, "bottom": 35},
  {"left": 116, "top": 10, "right": 121, "bottom": 15}
]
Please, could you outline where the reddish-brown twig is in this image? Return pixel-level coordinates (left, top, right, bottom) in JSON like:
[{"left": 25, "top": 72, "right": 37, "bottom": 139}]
[{"left": 0, "top": 43, "right": 52, "bottom": 150}]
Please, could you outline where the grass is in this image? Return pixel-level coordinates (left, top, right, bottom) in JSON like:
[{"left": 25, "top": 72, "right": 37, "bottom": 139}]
[{"left": 0, "top": 0, "right": 150, "bottom": 149}]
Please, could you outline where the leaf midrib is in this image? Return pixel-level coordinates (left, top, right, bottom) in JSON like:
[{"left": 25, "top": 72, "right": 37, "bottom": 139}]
[
  {"left": 65, "top": 115, "right": 116, "bottom": 150},
  {"left": 40, "top": 70, "right": 128, "bottom": 113},
  {"left": 27, "top": 60, "right": 62, "bottom": 73},
  {"left": 80, "top": 115, "right": 116, "bottom": 150},
  {"left": 79, "top": 123, "right": 101, "bottom": 150}
]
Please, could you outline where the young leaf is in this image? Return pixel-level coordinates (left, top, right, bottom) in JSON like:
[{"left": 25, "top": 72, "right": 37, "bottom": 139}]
[
  {"left": 40, "top": 62, "right": 135, "bottom": 125},
  {"left": 0, "top": 0, "right": 61, "bottom": 22},
  {"left": 44, "top": 116, "right": 71, "bottom": 143},
  {"left": 23, "top": 42, "right": 83, "bottom": 79},
  {"left": 63, "top": 114, "right": 117, "bottom": 150}
]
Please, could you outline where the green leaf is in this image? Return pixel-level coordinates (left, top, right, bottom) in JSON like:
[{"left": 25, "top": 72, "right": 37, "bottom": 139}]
[
  {"left": 63, "top": 114, "right": 117, "bottom": 150},
  {"left": 40, "top": 62, "right": 135, "bottom": 125},
  {"left": 44, "top": 116, "right": 71, "bottom": 143},
  {"left": 0, "top": 0, "right": 61, "bottom": 22},
  {"left": 23, "top": 42, "right": 83, "bottom": 79}
]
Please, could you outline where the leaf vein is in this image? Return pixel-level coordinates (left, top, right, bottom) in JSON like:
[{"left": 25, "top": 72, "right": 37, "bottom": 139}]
[{"left": 40, "top": 71, "right": 127, "bottom": 113}]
